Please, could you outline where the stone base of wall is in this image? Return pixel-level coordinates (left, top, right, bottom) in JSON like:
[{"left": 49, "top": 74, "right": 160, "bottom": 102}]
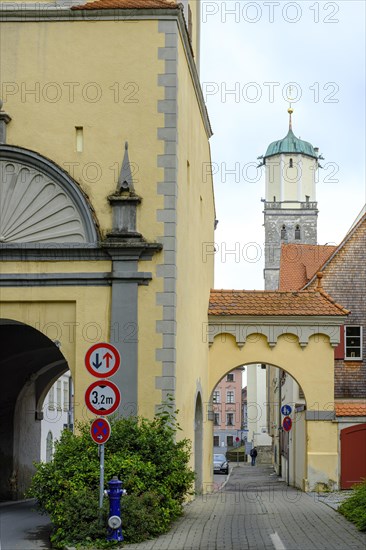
[{"left": 258, "top": 445, "right": 272, "bottom": 464}]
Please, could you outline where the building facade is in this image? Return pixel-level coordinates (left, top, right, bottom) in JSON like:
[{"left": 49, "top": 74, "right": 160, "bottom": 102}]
[
  {"left": 0, "top": 0, "right": 216, "bottom": 499},
  {"left": 212, "top": 368, "right": 243, "bottom": 452}
]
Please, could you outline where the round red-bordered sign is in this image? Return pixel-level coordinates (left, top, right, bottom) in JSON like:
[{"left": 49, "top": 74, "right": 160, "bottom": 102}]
[
  {"left": 90, "top": 417, "right": 111, "bottom": 444},
  {"left": 85, "top": 343, "right": 120, "bottom": 378},
  {"left": 85, "top": 380, "right": 121, "bottom": 416},
  {"left": 282, "top": 416, "right": 292, "bottom": 432}
]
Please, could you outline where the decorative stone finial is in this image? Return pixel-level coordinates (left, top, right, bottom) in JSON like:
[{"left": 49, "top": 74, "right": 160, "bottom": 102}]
[
  {"left": 107, "top": 142, "right": 142, "bottom": 241},
  {"left": 117, "top": 141, "right": 135, "bottom": 194},
  {"left": 316, "top": 272, "right": 324, "bottom": 290}
]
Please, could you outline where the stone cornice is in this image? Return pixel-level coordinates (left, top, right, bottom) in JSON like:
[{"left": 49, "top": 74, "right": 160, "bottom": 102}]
[
  {"left": 0, "top": 270, "right": 154, "bottom": 286},
  {"left": 0, "top": 241, "right": 162, "bottom": 261},
  {"left": 207, "top": 315, "right": 344, "bottom": 349}
]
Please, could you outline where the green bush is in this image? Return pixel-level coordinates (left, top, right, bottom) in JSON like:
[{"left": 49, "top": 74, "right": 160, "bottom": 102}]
[
  {"left": 27, "top": 412, "right": 195, "bottom": 547},
  {"left": 339, "top": 480, "right": 366, "bottom": 531}
]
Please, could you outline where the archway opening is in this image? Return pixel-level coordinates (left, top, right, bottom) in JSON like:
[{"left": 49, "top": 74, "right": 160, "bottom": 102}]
[
  {"left": 210, "top": 361, "right": 307, "bottom": 489},
  {"left": 0, "top": 319, "right": 69, "bottom": 500}
]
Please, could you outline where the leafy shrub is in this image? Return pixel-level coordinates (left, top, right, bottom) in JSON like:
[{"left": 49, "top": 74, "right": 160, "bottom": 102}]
[
  {"left": 27, "top": 412, "right": 194, "bottom": 547},
  {"left": 339, "top": 480, "right": 366, "bottom": 531}
]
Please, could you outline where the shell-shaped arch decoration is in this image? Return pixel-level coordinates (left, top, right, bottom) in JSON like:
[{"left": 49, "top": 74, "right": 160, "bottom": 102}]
[{"left": 0, "top": 146, "right": 98, "bottom": 243}]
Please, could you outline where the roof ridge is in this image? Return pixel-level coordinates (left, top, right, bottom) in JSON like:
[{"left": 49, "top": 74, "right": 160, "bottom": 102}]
[
  {"left": 72, "top": 0, "right": 179, "bottom": 10},
  {"left": 316, "top": 287, "right": 350, "bottom": 315}
]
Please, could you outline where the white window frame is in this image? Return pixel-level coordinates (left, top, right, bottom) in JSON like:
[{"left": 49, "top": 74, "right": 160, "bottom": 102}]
[
  {"left": 226, "top": 412, "right": 234, "bottom": 426},
  {"left": 213, "top": 390, "right": 221, "bottom": 403},
  {"left": 344, "top": 325, "right": 362, "bottom": 360},
  {"left": 226, "top": 390, "right": 235, "bottom": 404},
  {"left": 214, "top": 412, "right": 220, "bottom": 426},
  {"left": 226, "top": 373, "right": 235, "bottom": 382}
]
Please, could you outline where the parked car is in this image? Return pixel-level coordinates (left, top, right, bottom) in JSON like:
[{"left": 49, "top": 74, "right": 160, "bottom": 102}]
[{"left": 213, "top": 453, "right": 229, "bottom": 475}]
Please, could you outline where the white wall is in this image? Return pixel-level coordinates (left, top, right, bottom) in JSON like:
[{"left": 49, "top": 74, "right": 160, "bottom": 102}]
[
  {"left": 247, "top": 364, "right": 272, "bottom": 449},
  {"left": 40, "top": 373, "right": 72, "bottom": 462}
]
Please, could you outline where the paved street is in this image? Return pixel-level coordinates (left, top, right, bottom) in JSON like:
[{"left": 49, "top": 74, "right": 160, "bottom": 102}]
[
  {"left": 127, "top": 464, "right": 366, "bottom": 550},
  {"left": 0, "top": 499, "right": 51, "bottom": 550},
  {"left": 1, "top": 466, "right": 365, "bottom": 550}
]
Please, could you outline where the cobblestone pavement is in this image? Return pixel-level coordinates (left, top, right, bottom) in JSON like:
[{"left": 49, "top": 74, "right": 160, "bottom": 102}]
[{"left": 126, "top": 464, "right": 366, "bottom": 550}]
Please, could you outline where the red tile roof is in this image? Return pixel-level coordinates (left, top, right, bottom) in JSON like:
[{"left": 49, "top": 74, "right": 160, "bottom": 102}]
[
  {"left": 72, "top": 0, "right": 178, "bottom": 9},
  {"left": 279, "top": 244, "right": 337, "bottom": 291},
  {"left": 336, "top": 403, "right": 366, "bottom": 416},
  {"left": 209, "top": 289, "right": 349, "bottom": 316}
]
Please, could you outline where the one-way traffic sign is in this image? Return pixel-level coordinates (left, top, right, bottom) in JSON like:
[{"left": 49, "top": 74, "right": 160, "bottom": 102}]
[{"left": 85, "top": 343, "right": 120, "bottom": 378}]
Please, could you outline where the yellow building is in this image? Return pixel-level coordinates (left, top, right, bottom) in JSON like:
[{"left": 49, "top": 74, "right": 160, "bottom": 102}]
[{"left": 0, "top": 0, "right": 214, "bottom": 499}]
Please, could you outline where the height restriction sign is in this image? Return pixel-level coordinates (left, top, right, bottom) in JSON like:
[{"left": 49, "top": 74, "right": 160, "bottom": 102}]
[
  {"left": 85, "top": 380, "right": 121, "bottom": 416},
  {"left": 85, "top": 343, "right": 120, "bottom": 378}
]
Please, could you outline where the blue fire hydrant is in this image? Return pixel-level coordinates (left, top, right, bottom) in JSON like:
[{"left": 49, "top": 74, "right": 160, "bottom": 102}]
[{"left": 106, "top": 476, "right": 126, "bottom": 542}]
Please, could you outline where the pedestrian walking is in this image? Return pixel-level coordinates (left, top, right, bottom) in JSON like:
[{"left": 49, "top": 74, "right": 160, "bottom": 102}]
[{"left": 250, "top": 447, "right": 257, "bottom": 466}]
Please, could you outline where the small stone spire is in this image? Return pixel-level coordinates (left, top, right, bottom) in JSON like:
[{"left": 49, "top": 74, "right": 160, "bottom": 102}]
[
  {"left": 117, "top": 142, "right": 135, "bottom": 194},
  {"left": 0, "top": 99, "right": 12, "bottom": 144},
  {"left": 107, "top": 142, "right": 142, "bottom": 241}
]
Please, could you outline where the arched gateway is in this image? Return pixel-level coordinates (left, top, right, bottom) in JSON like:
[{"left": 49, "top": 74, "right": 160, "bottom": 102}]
[{"left": 208, "top": 289, "right": 348, "bottom": 492}]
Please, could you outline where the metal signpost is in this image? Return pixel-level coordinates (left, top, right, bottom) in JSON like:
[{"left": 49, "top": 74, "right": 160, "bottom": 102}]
[
  {"left": 281, "top": 408, "right": 293, "bottom": 486},
  {"left": 90, "top": 418, "right": 111, "bottom": 508},
  {"left": 85, "top": 343, "right": 121, "bottom": 512}
]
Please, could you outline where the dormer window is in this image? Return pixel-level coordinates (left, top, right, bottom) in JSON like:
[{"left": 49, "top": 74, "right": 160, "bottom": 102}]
[
  {"left": 295, "top": 225, "right": 301, "bottom": 239},
  {"left": 289, "top": 158, "right": 293, "bottom": 168}
]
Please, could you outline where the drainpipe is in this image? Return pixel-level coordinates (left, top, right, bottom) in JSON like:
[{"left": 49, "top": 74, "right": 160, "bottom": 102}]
[{"left": 278, "top": 369, "right": 282, "bottom": 477}]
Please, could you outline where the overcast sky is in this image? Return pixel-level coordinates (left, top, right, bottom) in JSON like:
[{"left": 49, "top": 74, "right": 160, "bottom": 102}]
[{"left": 200, "top": 0, "right": 365, "bottom": 290}]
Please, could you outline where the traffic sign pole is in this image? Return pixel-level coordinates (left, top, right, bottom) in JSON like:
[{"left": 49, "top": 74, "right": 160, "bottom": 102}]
[{"left": 99, "top": 444, "right": 105, "bottom": 509}]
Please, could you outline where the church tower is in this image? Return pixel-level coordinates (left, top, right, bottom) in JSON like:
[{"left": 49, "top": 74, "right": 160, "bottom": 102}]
[{"left": 260, "top": 108, "right": 322, "bottom": 290}]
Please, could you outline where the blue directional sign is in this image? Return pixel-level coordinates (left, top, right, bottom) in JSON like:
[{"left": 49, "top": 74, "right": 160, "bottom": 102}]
[{"left": 281, "top": 404, "right": 292, "bottom": 416}]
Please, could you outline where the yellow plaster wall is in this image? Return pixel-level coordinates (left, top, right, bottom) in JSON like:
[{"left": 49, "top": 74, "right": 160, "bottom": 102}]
[
  {"left": 174, "top": 36, "right": 215, "bottom": 483},
  {"left": 0, "top": 19, "right": 165, "bottom": 240},
  {"left": 0, "top": 261, "right": 111, "bottom": 274},
  {"left": 208, "top": 333, "right": 334, "bottom": 408},
  {"left": 306, "top": 421, "right": 338, "bottom": 490}
]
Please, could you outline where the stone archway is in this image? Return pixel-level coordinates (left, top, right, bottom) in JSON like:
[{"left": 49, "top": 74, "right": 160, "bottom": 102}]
[
  {"left": 0, "top": 319, "right": 69, "bottom": 499},
  {"left": 194, "top": 392, "right": 203, "bottom": 493},
  {"left": 207, "top": 291, "right": 347, "bottom": 491}
]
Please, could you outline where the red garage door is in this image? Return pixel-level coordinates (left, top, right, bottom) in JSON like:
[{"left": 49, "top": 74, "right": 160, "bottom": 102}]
[{"left": 340, "top": 423, "right": 366, "bottom": 489}]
